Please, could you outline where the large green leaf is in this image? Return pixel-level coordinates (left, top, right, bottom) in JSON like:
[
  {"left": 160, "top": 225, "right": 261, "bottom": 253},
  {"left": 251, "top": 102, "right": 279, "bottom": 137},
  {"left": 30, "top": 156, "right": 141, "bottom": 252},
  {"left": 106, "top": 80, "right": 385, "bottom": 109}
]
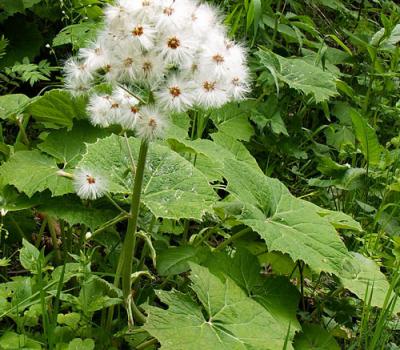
[
  {"left": 25, "top": 89, "right": 87, "bottom": 128},
  {"left": 257, "top": 49, "right": 338, "bottom": 103},
  {"left": 157, "top": 246, "right": 210, "bottom": 276},
  {"left": 144, "top": 264, "right": 294, "bottom": 350},
  {"left": 38, "top": 196, "right": 119, "bottom": 230},
  {"left": 78, "top": 135, "right": 217, "bottom": 220},
  {"left": 168, "top": 132, "right": 260, "bottom": 181},
  {"left": 293, "top": 324, "right": 340, "bottom": 350},
  {"left": 340, "top": 253, "right": 400, "bottom": 312},
  {"left": 0, "top": 94, "right": 30, "bottom": 120},
  {"left": 209, "top": 102, "right": 255, "bottom": 141},
  {"left": 204, "top": 249, "right": 300, "bottom": 337},
  {"left": 38, "top": 121, "right": 109, "bottom": 167},
  {"left": 0, "top": 150, "right": 73, "bottom": 197},
  {"left": 222, "top": 159, "right": 350, "bottom": 274}
]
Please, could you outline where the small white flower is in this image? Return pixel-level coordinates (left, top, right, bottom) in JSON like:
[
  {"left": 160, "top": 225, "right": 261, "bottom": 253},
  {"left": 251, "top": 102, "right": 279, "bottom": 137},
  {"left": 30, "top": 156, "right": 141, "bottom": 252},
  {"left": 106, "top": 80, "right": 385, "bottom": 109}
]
[
  {"left": 194, "top": 78, "right": 228, "bottom": 109},
  {"left": 78, "top": 38, "right": 110, "bottom": 71},
  {"left": 225, "top": 40, "right": 247, "bottom": 66},
  {"left": 155, "top": 74, "right": 195, "bottom": 112},
  {"left": 115, "top": 47, "right": 137, "bottom": 81},
  {"left": 156, "top": 0, "right": 194, "bottom": 31},
  {"left": 136, "top": 106, "right": 167, "bottom": 141},
  {"left": 123, "top": 22, "right": 157, "bottom": 51},
  {"left": 225, "top": 64, "right": 251, "bottom": 100},
  {"left": 102, "top": 62, "right": 121, "bottom": 82},
  {"left": 64, "top": 76, "right": 91, "bottom": 96},
  {"left": 123, "top": 0, "right": 160, "bottom": 21},
  {"left": 135, "top": 52, "right": 166, "bottom": 85},
  {"left": 113, "top": 86, "right": 140, "bottom": 106},
  {"left": 198, "top": 31, "right": 241, "bottom": 80},
  {"left": 85, "top": 231, "right": 93, "bottom": 240},
  {"left": 111, "top": 86, "right": 140, "bottom": 130},
  {"left": 87, "top": 94, "right": 120, "bottom": 127},
  {"left": 74, "top": 169, "right": 107, "bottom": 200},
  {"left": 64, "top": 57, "right": 93, "bottom": 84},
  {"left": 158, "top": 32, "right": 197, "bottom": 66},
  {"left": 190, "top": 3, "right": 219, "bottom": 38}
]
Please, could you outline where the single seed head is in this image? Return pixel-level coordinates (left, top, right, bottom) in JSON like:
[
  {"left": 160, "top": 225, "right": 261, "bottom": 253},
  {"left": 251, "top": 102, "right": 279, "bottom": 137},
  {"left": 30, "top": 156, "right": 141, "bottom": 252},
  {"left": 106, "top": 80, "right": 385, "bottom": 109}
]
[
  {"left": 131, "top": 106, "right": 139, "bottom": 114},
  {"left": 124, "top": 57, "right": 134, "bottom": 66},
  {"left": 132, "top": 26, "right": 144, "bottom": 36},
  {"left": 169, "top": 86, "right": 181, "bottom": 97},
  {"left": 104, "top": 64, "right": 112, "bottom": 73},
  {"left": 203, "top": 81, "right": 216, "bottom": 92},
  {"left": 212, "top": 54, "right": 224, "bottom": 64},
  {"left": 163, "top": 7, "right": 174, "bottom": 16},
  {"left": 143, "top": 61, "right": 152, "bottom": 73},
  {"left": 111, "top": 102, "right": 119, "bottom": 109},
  {"left": 148, "top": 118, "right": 157, "bottom": 129},
  {"left": 86, "top": 175, "right": 96, "bottom": 184},
  {"left": 167, "top": 37, "right": 180, "bottom": 49},
  {"left": 232, "top": 77, "right": 240, "bottom": 86}
]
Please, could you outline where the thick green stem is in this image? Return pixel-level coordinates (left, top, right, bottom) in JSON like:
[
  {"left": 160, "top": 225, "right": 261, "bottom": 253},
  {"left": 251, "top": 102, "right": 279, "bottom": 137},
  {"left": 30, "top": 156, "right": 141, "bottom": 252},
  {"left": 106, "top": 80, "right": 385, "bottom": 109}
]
[{"left": 121, "top": 139, "right": 149, "bottom": 302}]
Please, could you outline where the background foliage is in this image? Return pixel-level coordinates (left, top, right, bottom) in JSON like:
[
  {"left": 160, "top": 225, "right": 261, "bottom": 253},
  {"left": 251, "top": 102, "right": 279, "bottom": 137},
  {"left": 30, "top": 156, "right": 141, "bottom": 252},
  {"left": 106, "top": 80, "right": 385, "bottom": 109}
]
[{"left": 0, "top": 0, "right": 400, "bottom": 349}]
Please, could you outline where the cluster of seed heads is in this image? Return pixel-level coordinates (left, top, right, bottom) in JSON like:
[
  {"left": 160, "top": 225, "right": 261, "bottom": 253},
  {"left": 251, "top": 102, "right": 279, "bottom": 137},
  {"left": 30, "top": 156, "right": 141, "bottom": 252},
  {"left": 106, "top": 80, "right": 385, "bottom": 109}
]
[{"left": 64, "top": 0, "right": 250, "bottom": 200}]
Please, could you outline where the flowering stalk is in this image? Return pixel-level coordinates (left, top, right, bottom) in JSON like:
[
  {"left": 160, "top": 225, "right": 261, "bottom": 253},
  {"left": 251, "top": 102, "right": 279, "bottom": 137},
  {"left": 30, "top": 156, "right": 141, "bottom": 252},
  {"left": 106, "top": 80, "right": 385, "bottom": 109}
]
[
  {"left": 119, "top": 139, "right": 149, "bottom": 302},
  {"left": 63, "top": 0, "right": 250, "bottom": 327}
]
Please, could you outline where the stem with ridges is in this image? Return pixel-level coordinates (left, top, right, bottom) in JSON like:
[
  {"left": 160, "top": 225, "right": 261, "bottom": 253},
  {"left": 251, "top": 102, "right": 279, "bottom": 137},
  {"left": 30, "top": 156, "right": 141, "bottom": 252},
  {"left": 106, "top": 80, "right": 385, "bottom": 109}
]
[{"left": 120, "top": 139, "right": 149, "bottom": 311}]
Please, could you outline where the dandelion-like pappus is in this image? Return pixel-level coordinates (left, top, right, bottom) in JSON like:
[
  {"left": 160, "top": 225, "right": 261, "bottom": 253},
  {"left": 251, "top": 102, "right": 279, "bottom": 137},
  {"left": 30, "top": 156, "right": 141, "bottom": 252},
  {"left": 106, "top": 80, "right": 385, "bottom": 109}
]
[{"left": 64, "top": 0, "right": 250, "bottom": 200}]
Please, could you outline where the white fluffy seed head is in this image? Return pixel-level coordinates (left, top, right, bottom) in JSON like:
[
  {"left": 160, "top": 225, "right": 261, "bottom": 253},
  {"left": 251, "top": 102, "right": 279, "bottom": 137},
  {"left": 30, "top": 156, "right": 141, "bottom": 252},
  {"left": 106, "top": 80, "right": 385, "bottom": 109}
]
[
  {"left": 225, "top": 64, "right": 251, "bottom": 101},
  {"left": 87, "top": 94, "right": 115, "bottom": 127},
  {"left": 155, "top": 74, "right": 195, "bottom": 112},
  {"left": 74, "top": 168, "right": 107, "bottom": 200},
  {"left": 64, "top": 0, "right": 250, "bottom": 139},
  {"left": 111, "top": 86, "right": 140, "bottom": 129},
  {"left": 195, "top": 78, "right": 228, "bottom": 109},
  {"left": 158, "top": 32, "right": 197, "bottom": 66},
  {"left": 136, "top": 106, "right": 167, "bottom": 141}
]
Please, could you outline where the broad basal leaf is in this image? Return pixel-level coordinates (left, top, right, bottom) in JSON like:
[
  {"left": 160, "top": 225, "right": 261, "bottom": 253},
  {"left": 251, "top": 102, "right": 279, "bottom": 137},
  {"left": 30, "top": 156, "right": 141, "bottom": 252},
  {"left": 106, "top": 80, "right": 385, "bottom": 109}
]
[
  {"left": 0, "top": 94, "right": 30, "bottom": 120},
  {"left": 340, "top": 253, "right": 400, "bottom": 312},
  {"left": 38, "top": 121, "right": 109, "bottom": 167},
  {"left": 144, "top": 264, "right": 294, "bottom": 350},
  {"left": 78, "top": 135, "right": 217, "bottom": 220},
  {"left": 0, "top": 150, "right": 73, "bottom": 197},
  {"left": 157, "top": 246, "right": 210, "bottom": 276},
  {"left": 222, "top": 159, "right": 350, "bottom": 274},
  {"left": 168, "top": 132, "right": 260, "bottom": 182},
  {"left": 204, "top": 249, "right": 300, "bottom": 338},
  {"left": 209, "top": 102, "right": 255, "bottom": 141},
  {"left": 38, "top": 195, "right": 119, "bottom": 230},
  {"left": 25, "top": 89, "right": 87, "bottom": 128},
  {"left": 293, "top": 324, "right": 340, "bottom": 350},
  {"left": 257, "top": 48, "right": 338, "bottom": 103}
]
